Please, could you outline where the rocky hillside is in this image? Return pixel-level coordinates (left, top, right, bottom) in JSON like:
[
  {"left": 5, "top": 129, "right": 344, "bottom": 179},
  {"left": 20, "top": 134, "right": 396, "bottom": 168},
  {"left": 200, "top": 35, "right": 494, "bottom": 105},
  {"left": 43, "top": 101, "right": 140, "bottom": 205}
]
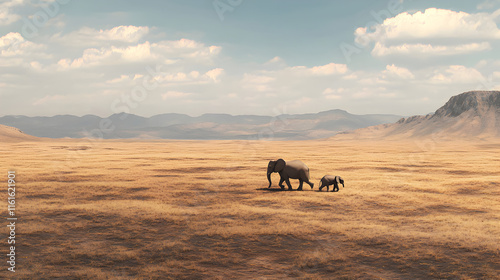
[
  {"left": 336, "top": 91, "right": 500, "bottom": 140},
  {"left": 0, "top": 124, "right": 40, "bottom": 142}
]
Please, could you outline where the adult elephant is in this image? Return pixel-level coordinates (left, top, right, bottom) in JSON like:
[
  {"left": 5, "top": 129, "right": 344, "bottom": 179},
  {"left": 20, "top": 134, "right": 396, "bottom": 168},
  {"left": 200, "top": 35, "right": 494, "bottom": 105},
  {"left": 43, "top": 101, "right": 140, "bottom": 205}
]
[{"left": 267, "top": 159, "right": 314, "bottom": 191}]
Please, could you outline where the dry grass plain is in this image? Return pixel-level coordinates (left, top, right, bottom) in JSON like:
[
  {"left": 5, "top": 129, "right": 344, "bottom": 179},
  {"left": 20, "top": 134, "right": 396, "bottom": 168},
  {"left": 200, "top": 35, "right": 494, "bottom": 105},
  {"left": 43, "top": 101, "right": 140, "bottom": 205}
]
[{"left": 1, "top": 138, "right": 499, "bottom": 279}]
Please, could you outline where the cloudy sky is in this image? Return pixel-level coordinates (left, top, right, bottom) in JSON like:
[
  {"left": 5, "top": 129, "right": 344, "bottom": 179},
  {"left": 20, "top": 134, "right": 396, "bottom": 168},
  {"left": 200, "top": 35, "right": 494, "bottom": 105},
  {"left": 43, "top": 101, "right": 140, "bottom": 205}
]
[{"left": 1, "top": 0, "right": 500, "bottom": 117}]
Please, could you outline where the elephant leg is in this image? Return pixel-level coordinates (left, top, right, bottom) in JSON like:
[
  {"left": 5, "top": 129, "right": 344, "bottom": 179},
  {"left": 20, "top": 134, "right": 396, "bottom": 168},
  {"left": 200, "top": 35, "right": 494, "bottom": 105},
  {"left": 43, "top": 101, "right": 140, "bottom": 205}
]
[
  {"left": 304, "top": 178, "right": 314, "bottom": 188},
  {"left": 279, "top": 177, "right": 285, "bottom": 190},
  {"left": 285, "top": 178, "right": 293, "bottom": 190},
  {"left": 332, "top": 182, "right": 338, "bottom": 192},
  {"left": 297, "top": 179, "right": 303, "bottom": 191}
]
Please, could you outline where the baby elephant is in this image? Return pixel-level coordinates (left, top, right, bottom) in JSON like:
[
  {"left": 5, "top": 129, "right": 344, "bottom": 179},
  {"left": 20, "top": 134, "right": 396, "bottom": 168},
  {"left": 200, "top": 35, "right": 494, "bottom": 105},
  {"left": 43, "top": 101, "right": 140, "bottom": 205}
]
[{"left": 319, "top": 175, "right": 345, "bottom": 192}]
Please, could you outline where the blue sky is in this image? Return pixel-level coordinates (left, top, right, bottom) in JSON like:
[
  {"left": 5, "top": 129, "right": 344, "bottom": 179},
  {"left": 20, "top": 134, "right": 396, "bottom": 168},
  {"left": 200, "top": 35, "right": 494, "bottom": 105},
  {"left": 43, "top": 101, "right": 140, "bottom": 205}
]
[{"left": 1, "top": 0, "right": 500, "bottom": 117}]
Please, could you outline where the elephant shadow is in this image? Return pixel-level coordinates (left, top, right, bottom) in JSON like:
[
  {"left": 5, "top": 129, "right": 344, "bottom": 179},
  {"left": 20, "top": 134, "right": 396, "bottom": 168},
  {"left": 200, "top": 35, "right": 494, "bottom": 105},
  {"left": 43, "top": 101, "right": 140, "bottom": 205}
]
[
  {"left": 255, "top": 188, "right": 301, "bottom": 192},
  {"left": 255, "top": 188, "right": 337, "bottom": 192}
]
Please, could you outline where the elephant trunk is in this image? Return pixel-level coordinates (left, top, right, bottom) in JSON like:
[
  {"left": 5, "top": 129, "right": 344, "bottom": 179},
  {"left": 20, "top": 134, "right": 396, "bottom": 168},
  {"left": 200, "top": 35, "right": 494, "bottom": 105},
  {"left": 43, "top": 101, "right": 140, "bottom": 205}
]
[{"left": 267, "top": 172, "right": 272, "bottom": 188}]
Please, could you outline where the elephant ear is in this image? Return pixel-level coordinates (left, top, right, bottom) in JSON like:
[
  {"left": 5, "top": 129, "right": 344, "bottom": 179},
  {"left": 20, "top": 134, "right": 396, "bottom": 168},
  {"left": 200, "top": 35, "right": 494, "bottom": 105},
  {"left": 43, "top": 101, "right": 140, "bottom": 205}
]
[
  {"left": 274, "top": 159, "right": 286, "bottom": 172},
  {"left": 336, "top": 176, "right": 341, "bottom": 184}
]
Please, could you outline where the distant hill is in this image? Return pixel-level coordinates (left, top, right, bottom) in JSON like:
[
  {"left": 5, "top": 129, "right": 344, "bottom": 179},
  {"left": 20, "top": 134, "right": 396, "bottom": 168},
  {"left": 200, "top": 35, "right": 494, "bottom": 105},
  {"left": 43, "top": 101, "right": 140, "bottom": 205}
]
[
  {"left": 0, "top": 110, "right": 402, "bottom": 140},
  {"left": 336, "top": 91, "right": 500, "bottom": 140},
  {"left": 0, "top": 124, "right": 39, "bottom": 142}
]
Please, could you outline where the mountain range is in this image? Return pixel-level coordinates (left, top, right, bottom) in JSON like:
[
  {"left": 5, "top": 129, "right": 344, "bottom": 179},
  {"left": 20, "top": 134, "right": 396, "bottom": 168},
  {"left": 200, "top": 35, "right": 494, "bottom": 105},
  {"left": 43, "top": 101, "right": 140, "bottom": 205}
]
[
  {"left": 3, "top": 91, "right": 499, "bottom": 141},
  {"left": 336, "top": 91, "right": 500, "bottom": 140},
  {"left": 0, "top": 110, "right": 402, "bottom": 140}
]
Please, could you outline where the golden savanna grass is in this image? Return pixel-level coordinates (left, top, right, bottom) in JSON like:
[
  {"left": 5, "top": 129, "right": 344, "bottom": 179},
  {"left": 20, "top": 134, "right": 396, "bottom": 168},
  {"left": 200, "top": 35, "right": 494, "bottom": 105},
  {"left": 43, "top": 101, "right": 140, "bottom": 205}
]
[{"left": 1, "top": 138, "right": 499, "bottom": 279}]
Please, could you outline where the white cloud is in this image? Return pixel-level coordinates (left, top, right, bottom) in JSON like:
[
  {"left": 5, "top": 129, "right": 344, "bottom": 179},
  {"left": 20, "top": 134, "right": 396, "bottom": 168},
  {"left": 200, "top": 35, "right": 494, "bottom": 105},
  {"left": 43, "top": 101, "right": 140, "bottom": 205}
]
[
  {"left": 52, "top": 30, "right": 221, "bottom": 69},
  {"left": 116, "top": 42, "right": 152, "bottom": 61},
  {"left": 30, "top": 61, "right": 42, "bottom": 70},
  {"left": 151, "top": 69, "right": 224, "bottom": 86},
  {"left": 152, "top": 38, "right": 221, "bottom": 60},
  {"left": 359, "top": 8, "right": 500, "bottom": 41},
  {"left": 372, "top": 42, "right": 491, "bottom": 57},
  {"left": 0, "top": 32, "right": 48, "bottom": 67},
  {"left": 204, "top": 68, "right": 224, "bottom": 82},
  {"left": 161, "top": 91, "right": 192, "bottom": 100},
  {"left": 209, "top": 45, "right": 221, "bottom": 55},
  {"left": 242, "top": 74, "right": 276, "bottom": 92},
  {"left": 0, "top": 9, "right": 20, "bottom": 26},
  {"left": 342, "top": 73, "right": 358, "bottom": 80},
  {"left": 59, "top": 26, "right": 150, "bottom": 45},
  {"left": 165, "top": 72, "right": 189, "bottom": 82},
  {"left": 430, "top": 65, "right": 485, "bottom": 84},
  {"left": 308, "top": 63, "right": 348, "bottom": 75},
  {"left": 99, "top": 25, "right": 149, "bottom": 42},
  {"left": 0, "top": 0, "right": 24, "bottom": 26},
  {"left": 263, "top": 56, "right": 287, "bottom": 70},
  {"left": 57, "top": 47, "right": 114, "bottom": 69},
  {"left": 242, "top": 74, "right": 275, "bottom": 84},
  {"left": 1, "top": 0, "right": 25, "bottom": 8},
  {"left": 0, "top": 32, "right": 43, "bottom": 57},
  {"left": 383, "top": 64, "right": 415, "bottom": 79},
  {"left": 322, "top": 88, "right": 334, "bottom": 94},
  {"left": 267, "top": 56, "right": 283, "bottom": 64},
  {"left": 189, "top": 71, "right": 200, "bottom": 78},
  {"left": 356, "top": 8, "right": 500, "bottom": 57},
  {"left": 55, "top": 36, "right": 222, "bottom": 70},
  {"left": 322, "top": 88, "right": 343, "bottom": 100},
  {"left": 237, "top": 62, "right": 349, "bottom": 98},
  {"left": 477, "top": 0, "right": 500, "bottom": 10},
  {"left": 288, "top": 62, "right": 348, "bottom": 76},
  {"left": 0, "top": 0, "right": 71, "bottom": 27},
  {"left": 106, "top": 75, "right": 131, "bottom": 84}
]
